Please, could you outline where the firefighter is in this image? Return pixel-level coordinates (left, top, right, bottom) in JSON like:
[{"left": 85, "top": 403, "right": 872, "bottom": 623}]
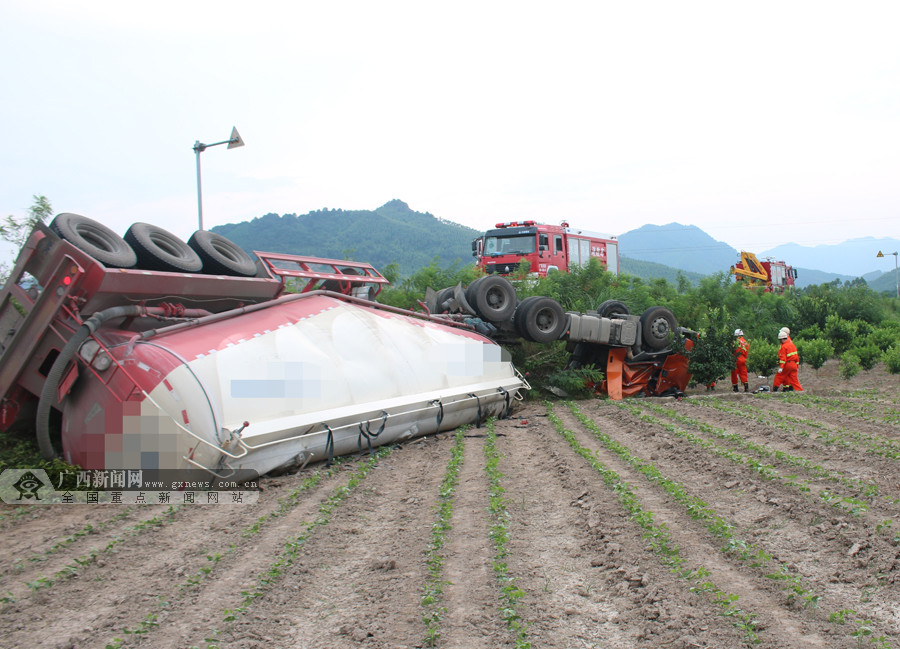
[
  {"left": 772, "top": 328, "right": 803, "bottom": 392},
  {"left": 731, "top": 329, "right": 749, "bottom": 392}
]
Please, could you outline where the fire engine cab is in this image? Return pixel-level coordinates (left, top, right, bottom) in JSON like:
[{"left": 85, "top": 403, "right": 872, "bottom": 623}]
[{"left": 472, "top": 221, "right": 618, "bottom": 277}]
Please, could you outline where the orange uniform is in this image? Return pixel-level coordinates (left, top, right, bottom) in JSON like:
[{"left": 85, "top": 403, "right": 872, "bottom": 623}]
[
  {"left": 731, "top": 336, "right": 749, "bottom": 387},
  {"left": 773, "top": 336, "right": 803, "bottom": 391}
]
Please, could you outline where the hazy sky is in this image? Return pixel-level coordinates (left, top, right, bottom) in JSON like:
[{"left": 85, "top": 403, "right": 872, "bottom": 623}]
[{"left": 2, "top": 2, "right": 899, "bottom": 259}]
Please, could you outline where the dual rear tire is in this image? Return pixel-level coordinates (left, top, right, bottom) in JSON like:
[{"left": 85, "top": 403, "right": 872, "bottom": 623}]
[{"left": 513, "top": 296, "right": 566, "bottom": 343}]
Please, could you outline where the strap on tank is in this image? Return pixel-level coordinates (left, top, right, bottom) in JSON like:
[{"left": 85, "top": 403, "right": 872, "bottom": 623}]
[
  {"left": 431, "top": 399, "right": 444, "bottom": 431},
  {"left": 468, "top": 393, "right": 483, "bottom": 428},
  {"left": 322, "top": 423, "right": 335, "bottom": 466},
  {"left": 497, "top": 386, "right": 511, "bottom": 419},
  {"left": 357, "top": 410, "right": 388, "bottom": 456}
]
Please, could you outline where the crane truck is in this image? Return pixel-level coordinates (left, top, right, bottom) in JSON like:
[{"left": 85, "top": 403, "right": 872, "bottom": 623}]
[{"left": 731, "top": 251, "right": 797, "bottom": 293}]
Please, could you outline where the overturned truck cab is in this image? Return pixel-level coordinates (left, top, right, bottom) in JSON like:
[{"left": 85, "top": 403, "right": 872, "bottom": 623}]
[
  {"left": 426, "top": 282, "right": 696, "bottom": 400},
  {"left": 0, "top": 215, "right": 526, "bottom": 480},
  {"left": 564, "top": 301, "right": 696, "bottom": 399}
]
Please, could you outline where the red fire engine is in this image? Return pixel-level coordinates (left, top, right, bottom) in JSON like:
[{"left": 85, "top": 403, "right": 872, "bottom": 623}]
[{"left": 472, "top": 221, "right": 618, "bottom": 277}]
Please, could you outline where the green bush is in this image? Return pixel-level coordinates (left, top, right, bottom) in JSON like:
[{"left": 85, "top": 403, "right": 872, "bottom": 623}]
[
  {"left": 508, "top": 341, "right": 572, "bottom": 399},
  {"left": 683, "top": 308, "right": 736, "bottom": 387},
  {"left": 533, "top": 257, "right": 622, "bottom": 312},
  {"left": 796, "top": 325, "right": 822, "bottom": 340},
  {"left": 851, "top": 319, "right": 875, "bottom": 337},
  {"left": 884, "top": 346, "right": 900, "bottom": 375},
  {"left": 794, "top": 294, "right": 830, "bottom": 330},
  {"left": 839, "top": 353, "right": 861, "bottom": 380},
  {"left": 0, "top": 434, "right": 81, "bottom": 489},
  {"left": 747, "top": 340, "right": 779, "bottom": 378},
  {"left": 868, "top": 328, "right": 898, "bottom": 352},
  {"left": 850, "top": 343, "right": 881, "bottom": 371},
  {"left": 824, "top": 314, "right": 856, "bottom": 355},
  {"left": 378, "top": 259, "right": 478, "bottom": 310},
  {"left": 797, "top": 338, "right": 833, "bottom": 372},
  {"left": 545, "top": 365, "right": 605, "bottom": 398}
]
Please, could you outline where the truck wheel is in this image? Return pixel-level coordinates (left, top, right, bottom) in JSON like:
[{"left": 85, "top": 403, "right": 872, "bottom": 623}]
[
  {"left": 512, "top": 296, "right": 541, "bottom": 338},
  {"left": 188, "top": 230, "right": 257, "bottom": 276},
  {"left": 597, "top": 299, "right": 629, "bottom": 318},
  {"left": 520, "top": 297, "right": 566, "bottom": 343},
  {"left": 464, "top": 276, "right": 487, "bottom": 308},
  {"left": 49, "top": 213, "right": 137, "bottom": 268},
  {"left": 639, "top": 306, "right": 677, "bottom": 351},
  {"left": 124, "top": 223, "right": 203, "bottom": 273},
  {"left": 469, "top": 276, "right": 517, "bottom": 322}
]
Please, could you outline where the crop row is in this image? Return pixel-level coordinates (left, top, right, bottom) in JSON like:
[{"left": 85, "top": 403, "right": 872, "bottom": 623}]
[
  {"left": 421, "top": 421, "right": 534, "bottom": 648},
  {"left": 105, "top": 458, "right": 351, "bottom": 648},
  {"left": 421, "top": 427, "right": 467, "bottom": 646},
  {"left": 562, "top": 400, "right": 894, "bottom": 646},
  {"left": 626, "top": 401, "right": 880, "bottom": 516},
  {"left": 700, "top": 397, "right": 900, "bottom": 463},
  {"left": 779, "top": 392, "right": 900, "bottom": 426},
  {"left": 545, "top": 401, "right": 761, "bottom": 643},
  {"left": 192, "top": 449, "right": 391, "bottom": 649},
  {"left": 3, "top": 504, "right": 182, "bottom": 603},
  {"left": 484, "top": 420, "right": 531, "bottom": 648},
  {"left": 104, "top": 425, "right": 540, "bottom": 649}
]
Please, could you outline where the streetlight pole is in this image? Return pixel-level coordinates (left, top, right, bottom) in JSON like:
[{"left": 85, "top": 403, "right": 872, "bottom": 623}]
[
  {"left": 193, "top": 126, "right": 245, "bottom": 231},
  {"left": 876, "top": 250, "right": 899, "bottom": 299}
]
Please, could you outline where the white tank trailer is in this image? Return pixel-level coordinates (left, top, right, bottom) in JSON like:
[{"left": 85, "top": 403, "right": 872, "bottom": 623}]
[{"left": 0, "top": 215, "right": 526, "bottom": 481}]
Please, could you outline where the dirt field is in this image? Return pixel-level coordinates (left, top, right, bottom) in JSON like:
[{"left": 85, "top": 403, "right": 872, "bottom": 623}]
[{"left": 1, "top": 359, "right": 899, "bottom": 649}]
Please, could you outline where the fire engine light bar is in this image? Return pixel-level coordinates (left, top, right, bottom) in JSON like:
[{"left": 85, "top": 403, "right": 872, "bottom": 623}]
[{"left": 495, "top": 220, "right": 537, "bottom": 229}]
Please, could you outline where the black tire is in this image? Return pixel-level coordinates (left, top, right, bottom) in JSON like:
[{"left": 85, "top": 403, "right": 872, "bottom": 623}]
[
  {"left": 639, "top": 306, "right": 677, "bottom": 351},
  {"left": 188, "top": 230, "right": 257, "bottom": 277},
  {"left": 469, "top": 275, "right": 517, "bottom": 323},
  {"left": 49, "top": 213, "right": 137, "bottom": 268},
  {"left": 124, "top": 223, "right": 203, "bottom": 273},
  {"left": 520, "top": 296, "right": 566, "bottom": 343},
  {"left": 465, "top": 276, "right": 488, "bottom": 308},
  {"left": 321, "top": 267, "right": 361, "bottom": 294},
  {"left": 597, "top": 299, "right": 630, "bottom": 318},
  {"left": 512, "top": 296, "right": 542, "bottom": 338}
]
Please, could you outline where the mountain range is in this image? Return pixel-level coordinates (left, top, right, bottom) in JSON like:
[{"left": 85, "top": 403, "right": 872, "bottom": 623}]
[
  {"left": 210, "top": 201, "right": 900, "bottom": 293},
  {"left": 616, "top": 223, "right": 899, "bottom": 291}
]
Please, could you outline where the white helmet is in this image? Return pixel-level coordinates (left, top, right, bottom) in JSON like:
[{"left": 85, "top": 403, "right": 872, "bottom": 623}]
[
  {"left": 734, "top": 329, "right": 743, "bottom": 336},
  {"left": 779, "top": 327, "right": 790, "bottom": 336},
  {"left": 778, "top": 330, "right": 788, "bottom": 340}
]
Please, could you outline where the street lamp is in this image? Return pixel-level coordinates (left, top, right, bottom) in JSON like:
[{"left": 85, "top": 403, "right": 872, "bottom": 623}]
[
  {"left": 193, "top": 126, "right": 245, "bottom": 231},
  {"left": 876, "top": 250, "right": 900, "bottom": 299}
]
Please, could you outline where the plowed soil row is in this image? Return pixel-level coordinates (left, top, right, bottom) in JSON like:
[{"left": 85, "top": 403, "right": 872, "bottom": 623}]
[{"left": 1, "top": 362, "right": 899, "bottom": 649}]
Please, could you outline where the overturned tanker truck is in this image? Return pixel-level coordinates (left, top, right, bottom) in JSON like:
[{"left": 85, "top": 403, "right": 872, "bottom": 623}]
[
  {"left": 424, "top": 277, "right": 696, "bottom": 400},
  {"left": 0, "top": 214, "right": 525, "bottom": 480}
]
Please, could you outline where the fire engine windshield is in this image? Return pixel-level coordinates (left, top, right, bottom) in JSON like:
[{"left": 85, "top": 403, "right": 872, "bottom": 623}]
[{"left": 483, "top": 235, "right": 536, "bottom": 256}]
